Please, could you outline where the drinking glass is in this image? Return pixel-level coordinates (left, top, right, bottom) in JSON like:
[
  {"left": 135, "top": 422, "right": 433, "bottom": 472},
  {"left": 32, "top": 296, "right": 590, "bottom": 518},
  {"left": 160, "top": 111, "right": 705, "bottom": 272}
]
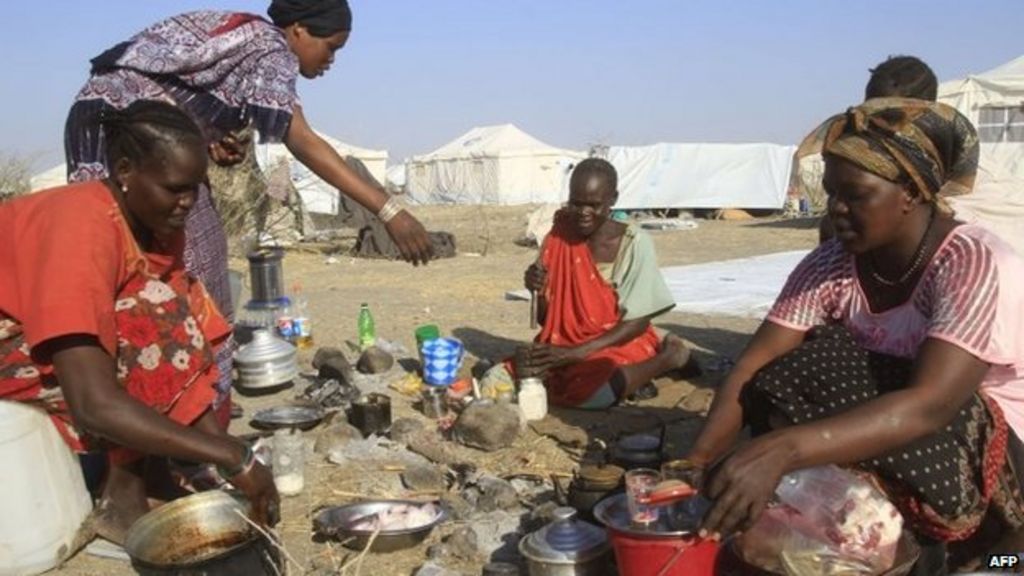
[{"left": 624, "top": 468, "right": 660, "bottom": 525}]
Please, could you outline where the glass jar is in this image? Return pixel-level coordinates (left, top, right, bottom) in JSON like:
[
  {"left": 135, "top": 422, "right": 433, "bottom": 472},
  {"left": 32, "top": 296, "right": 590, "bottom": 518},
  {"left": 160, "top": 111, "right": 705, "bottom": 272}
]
[{"left": 272, "top": 429, "right": 305, "bottom": 497}]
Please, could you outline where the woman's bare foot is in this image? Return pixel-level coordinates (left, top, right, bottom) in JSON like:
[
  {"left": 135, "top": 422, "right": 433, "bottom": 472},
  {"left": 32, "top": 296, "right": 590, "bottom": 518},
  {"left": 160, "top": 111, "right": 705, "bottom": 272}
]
[
  {"left": 661, "top": 334, "right": 692, "bottom": 370},
  {"left": 661, "top": 334, "right": 702, "bottom": 379},
  {"left": 93, "top": 462, "right": 150, "bottom": 544}
]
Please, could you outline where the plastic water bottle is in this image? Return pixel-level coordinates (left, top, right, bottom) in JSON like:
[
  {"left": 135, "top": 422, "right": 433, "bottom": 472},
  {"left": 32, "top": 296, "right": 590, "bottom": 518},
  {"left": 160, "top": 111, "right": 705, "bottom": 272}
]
[
  {"left": 357, "top": 303, "right": 376, "bottom": 350},
  {"left": 292, "top": 284, "right": 313, "bottom": 349}
]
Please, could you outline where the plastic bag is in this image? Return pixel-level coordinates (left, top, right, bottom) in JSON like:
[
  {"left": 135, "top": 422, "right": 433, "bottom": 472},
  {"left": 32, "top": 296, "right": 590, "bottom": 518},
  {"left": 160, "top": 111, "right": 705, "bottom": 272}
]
[{"left": 737, "top": 465, "right": 904, "bottom": 575}]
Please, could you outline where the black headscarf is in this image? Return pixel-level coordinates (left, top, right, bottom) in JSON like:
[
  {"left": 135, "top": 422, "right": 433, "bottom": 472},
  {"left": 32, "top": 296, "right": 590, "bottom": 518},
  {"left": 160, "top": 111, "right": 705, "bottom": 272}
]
[{"left": 268, "top": 0, "right": 352, "bottom": 37}]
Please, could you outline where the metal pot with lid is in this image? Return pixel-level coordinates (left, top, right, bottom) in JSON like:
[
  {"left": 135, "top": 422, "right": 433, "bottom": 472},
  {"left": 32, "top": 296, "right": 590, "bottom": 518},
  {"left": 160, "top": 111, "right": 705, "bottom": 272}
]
[
  {"left": 554, "top": 464, "right": 625, "bottom": 519},
  {"left": 519, "top": 507, "right": 612, "bottom": 576},
  {"left": 609, "top": 433, "right": 663, "bottom": 470},
  {"left": 234, "top": 329, "right": 298, "bottom": 390}
]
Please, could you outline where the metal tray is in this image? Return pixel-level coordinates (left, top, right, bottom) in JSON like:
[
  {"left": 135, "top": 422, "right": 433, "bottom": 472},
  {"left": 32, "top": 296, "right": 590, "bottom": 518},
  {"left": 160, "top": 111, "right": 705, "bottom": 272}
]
[{"left": 250, "top": 405, "right": 324, "bottom": 431}]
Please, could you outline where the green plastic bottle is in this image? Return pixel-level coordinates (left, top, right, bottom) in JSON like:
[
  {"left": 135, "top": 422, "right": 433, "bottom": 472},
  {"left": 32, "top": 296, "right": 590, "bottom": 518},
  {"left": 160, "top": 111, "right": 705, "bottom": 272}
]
[{"left": 357, "top": 303, "right": 376, "bottom": 350}]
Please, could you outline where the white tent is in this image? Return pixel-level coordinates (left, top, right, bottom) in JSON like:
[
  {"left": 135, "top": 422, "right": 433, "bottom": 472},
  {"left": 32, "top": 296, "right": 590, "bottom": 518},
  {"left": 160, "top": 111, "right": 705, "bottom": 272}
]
[
  {"left": 386, "top": 164, "right": 406, "bottom": 189},
  {"left": 607, "top": 143, "right": 795, "bottom": 210},
  {"left": 405, "top": 124, "right": 584, "bottom": 205},
  {"left": 255, "top": 132, "right": 387, "bottom": 214},
  {"left": 30, "top": 164, "right": 69, "bottom": 192},
  {"left": 939, "top": 54, "right": 1024, "bottom": 178},
  {"left": 938, "top": 55, "right": 1024, "bottom": 255}
]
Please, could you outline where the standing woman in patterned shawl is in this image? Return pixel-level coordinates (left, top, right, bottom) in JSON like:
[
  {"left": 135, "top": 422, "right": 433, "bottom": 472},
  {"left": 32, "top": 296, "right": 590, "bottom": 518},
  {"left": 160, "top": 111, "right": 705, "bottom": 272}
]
[{"left": 64, "top": 0, "right": 435, "bottom": 422}]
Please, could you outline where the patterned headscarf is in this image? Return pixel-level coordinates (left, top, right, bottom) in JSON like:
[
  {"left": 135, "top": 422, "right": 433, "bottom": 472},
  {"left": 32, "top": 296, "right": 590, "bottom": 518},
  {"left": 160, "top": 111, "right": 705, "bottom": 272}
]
[
  {"left": 268, "top": 0, "right": 352, "bottom": 36},
  {"left": 822, "top": 97, "right": 979, "bottom": 212}
]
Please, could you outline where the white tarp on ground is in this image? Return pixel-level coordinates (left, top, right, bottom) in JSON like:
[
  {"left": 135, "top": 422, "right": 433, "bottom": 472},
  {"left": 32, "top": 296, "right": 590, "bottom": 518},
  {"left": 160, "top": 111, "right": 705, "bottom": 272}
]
[
  {"left": 255, "top": 132, "right": 387, "bottom": 214},
  {"left": 30, "top": 163, "right": 69, "bottom": 191},
  {"left": 939, "top": 54, "right": 1024, "bottom": 180},
  {"left": 607, "top": 143, "right": 796, "bottom": 210},
  {"left": 405, "top": 124, "right": 584, "bottom": 205},
  {"left": 662, "top": 250, "right": 810, "bottom": 319}
]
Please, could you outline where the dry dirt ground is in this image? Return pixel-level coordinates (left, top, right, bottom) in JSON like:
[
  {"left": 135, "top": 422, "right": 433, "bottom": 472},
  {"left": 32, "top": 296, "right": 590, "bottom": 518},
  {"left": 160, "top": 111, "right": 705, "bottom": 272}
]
[{"left": 59, "top": 205, "right": 818, "bottom": 575}]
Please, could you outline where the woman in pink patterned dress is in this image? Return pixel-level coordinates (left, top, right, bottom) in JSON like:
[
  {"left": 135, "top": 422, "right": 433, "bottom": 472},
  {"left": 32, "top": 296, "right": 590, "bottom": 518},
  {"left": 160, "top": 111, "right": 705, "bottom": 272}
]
[{"left": 688, "top": 98, "right": 1024, "bottom": 572}]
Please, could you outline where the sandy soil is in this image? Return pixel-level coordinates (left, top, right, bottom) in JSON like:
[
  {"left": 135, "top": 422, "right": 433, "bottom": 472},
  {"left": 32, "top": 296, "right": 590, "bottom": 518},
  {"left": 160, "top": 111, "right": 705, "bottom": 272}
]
[{"left": 59, "top": 205, "right": 818, "bottom": 575}]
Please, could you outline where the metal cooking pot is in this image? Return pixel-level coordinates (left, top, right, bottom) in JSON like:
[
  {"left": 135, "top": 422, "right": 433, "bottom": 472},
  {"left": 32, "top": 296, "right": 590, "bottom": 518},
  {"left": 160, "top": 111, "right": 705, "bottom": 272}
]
[
  {"left": 519, "top": 507, "right": 612, "bottom": 576},
  {"left": 609, "top": 433, "right": 663, "bottom": 470},
  {"left": 553, "top": 465, "right": 624, "bottom": 520},
  {"left": 124, "top": 491, "right": 281, "bottom": 576},
  {"left": 234, "top": 329, "right": 298, "bottom": 391},
  {"left": 247, "top": 248, "right": 285, "bottom": 306}
]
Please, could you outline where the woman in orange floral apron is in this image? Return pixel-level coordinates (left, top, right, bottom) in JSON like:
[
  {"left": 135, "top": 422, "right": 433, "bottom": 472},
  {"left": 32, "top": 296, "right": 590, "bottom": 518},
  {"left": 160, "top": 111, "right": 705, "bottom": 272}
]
[{"left": 0, "top": 101, "right": 278, "bottom": 544}]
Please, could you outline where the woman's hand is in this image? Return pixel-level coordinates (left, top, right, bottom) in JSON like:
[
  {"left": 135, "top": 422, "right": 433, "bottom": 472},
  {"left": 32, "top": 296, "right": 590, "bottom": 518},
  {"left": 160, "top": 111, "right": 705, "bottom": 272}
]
[
  {"left": 229, "top": 461, "right": 281, "bottom": 527},
  {"left": 524, "top": 343, "right": 586, "bottom": 375},
  {"left": 524, "top": 262, "right": 547, "bottom": 293},
  {"left": 384, "top": 210, "right": 434, "bottom": 266},
  {"left": 208, "top": 134, "right": 249, "bottom": 167},
  {"left": 700, "top": 435, "right": 794, "bottom": 539}
]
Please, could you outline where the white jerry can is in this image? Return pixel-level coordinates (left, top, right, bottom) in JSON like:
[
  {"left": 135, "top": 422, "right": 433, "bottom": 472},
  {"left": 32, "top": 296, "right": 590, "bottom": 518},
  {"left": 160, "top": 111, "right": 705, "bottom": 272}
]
[{"left": 0, "top": 401, "right": 92, "bottom": 575}]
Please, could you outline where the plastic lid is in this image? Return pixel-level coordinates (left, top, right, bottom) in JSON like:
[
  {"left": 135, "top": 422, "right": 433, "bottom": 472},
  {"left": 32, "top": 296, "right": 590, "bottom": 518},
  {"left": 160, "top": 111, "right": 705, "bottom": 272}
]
[
  {"left": 577, "top": 464, "right": 625, "bottom": 490},
  {"left": 519, "top": 507, "right": 608, "bottom": 563}
]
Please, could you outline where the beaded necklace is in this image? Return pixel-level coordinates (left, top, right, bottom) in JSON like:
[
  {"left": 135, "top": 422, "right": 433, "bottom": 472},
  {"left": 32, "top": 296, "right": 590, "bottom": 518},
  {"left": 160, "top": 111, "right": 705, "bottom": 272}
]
[{"left": 868, "top": 208, "right": 937, "bottom": 287}]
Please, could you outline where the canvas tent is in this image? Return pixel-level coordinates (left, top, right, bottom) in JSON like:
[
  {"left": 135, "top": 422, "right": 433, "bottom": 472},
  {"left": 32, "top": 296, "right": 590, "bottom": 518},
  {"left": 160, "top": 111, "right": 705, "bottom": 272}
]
[
  {"left": 405, "top": 124, "right": 584, "bottom": 205},
  {"left": 938, "top": 54, "right": 1024, "bottom": 255},
  {"left": 30, "top": 163, "right": 69, "bottom": 192},
  {"left": 255, "top": 132, "right": 387, "bottom": 214},
  {"left": 938, "top": 54, "right": 1024, "bottom": 179},
  {"left": 386, "top": 164, "right": 406, "bottom": 193},
  {"left": 606, "top": 143, "right": 795, "bottom": 210}
]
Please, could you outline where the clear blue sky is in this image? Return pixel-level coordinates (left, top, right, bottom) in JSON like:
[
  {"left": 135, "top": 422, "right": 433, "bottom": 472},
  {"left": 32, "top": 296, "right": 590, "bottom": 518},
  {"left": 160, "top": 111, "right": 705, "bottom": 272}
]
[{"left": 1, "top": 0, "right": 1020, "bottom": 170}]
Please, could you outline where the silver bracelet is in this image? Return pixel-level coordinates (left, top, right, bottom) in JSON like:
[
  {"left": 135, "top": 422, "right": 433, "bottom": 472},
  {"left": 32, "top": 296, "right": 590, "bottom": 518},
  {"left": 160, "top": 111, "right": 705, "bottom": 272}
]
[{"left": 377, "top": 197, "right": 404, "bottom": 223}]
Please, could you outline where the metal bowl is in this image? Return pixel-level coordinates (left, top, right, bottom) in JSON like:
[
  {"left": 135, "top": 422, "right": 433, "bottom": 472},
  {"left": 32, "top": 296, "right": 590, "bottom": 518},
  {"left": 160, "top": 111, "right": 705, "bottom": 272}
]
[
  {"left": 124, "top": 491, "right": 281, "bottom": 575},
  {"left": 251, "top": 405, "right": 325, "bottom": 431},
  {"left": 313, "top": 500, "right": 447, "bottom": 552}
]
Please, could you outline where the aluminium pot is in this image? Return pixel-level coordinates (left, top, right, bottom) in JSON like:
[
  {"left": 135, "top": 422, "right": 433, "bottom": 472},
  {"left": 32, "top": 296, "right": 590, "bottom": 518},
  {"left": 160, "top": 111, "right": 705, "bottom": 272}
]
[
  {"left": 519, "top": 507, "right": 612, "bottom": 576},
  {"left": 123, "top": 491, "right": 282, "bottom": 576},
  {"left": 233, "top": 329, "right": 298, "bottom": 391}
]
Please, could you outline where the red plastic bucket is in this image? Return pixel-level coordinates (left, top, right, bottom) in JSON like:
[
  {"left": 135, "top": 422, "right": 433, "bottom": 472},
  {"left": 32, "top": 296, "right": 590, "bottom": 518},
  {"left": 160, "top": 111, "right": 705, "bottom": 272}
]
[{"left": 607, "top": 526, "right": 720, "bottom": 576}]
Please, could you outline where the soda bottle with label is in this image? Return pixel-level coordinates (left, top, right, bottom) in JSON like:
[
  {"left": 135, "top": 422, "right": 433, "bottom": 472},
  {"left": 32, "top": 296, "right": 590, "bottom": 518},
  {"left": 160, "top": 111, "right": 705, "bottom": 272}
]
[
  {"left": 357, "top": 303, "right": 375, "bottom": 350},
  {"left": 275, "top": 296, "right": 295, "bottom": 343},
  {"left": 292, "top": 283, "right": 313, "bottom": 349}
]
